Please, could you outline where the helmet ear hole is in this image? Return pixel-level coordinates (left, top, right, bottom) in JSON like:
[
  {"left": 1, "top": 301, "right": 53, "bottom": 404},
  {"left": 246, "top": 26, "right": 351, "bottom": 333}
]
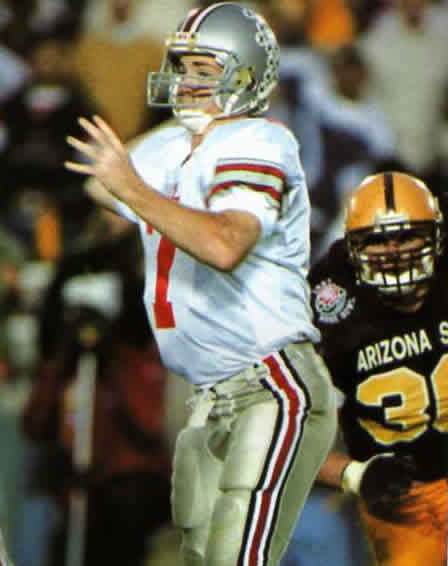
[{"left": 233, "top": 67, "right": 256, "bottom": 88}]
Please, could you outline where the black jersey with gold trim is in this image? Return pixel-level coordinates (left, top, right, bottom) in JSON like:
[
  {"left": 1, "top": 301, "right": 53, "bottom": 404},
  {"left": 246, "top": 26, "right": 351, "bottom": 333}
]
[{"left": 309, "top": 238, "right": 448, "bottom": 481}]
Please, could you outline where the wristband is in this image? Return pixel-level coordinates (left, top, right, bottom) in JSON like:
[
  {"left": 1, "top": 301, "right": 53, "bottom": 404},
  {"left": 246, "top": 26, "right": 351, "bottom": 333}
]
[{"left": 341, "top": 460, "right": 367, "bottom": 495}]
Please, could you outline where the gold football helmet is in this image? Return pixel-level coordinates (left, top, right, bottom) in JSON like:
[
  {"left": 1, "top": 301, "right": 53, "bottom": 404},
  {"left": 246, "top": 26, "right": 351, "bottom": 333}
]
[{"left": 345, "top": 171, "right": 444, "bottom": 299}]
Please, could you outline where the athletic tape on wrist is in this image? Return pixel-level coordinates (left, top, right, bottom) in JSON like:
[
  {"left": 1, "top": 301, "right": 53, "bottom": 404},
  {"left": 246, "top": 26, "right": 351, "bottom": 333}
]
[{"left": 341, "top": 460, "right": 367, "bottom": 495}]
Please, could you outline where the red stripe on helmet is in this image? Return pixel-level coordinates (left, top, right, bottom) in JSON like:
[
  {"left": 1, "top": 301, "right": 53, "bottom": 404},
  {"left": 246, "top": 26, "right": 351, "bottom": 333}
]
[
  {"left": 181, "top": 2, "right": 233, "bottom": 32},
  {"left": 180, "top": 7, "right": 206, "bottom": 31}
]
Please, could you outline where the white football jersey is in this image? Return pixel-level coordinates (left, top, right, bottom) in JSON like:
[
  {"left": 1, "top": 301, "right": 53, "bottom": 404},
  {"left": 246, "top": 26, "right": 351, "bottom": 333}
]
[{"left": 115, "top": 118, "right": 320, "bottom": 384}]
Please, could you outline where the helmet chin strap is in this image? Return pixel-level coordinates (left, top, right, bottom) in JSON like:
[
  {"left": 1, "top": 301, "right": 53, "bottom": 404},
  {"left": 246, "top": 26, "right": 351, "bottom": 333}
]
[
  {"left": 174, "top": 108, "right": 215, "bottom": 134},
  {"left": 173, "top": 86, "right": 242, "bottom": 134},
  {"left": 174, "top": 99, "right": 237, "bottom": 135}
]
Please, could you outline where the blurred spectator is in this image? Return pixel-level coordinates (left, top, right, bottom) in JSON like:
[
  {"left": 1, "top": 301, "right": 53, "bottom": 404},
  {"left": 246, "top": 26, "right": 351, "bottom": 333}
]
[
  {"left": 0, "top": 227, "right": 26, "bottom": 316},
  {"left": 349, "top": 0, "right": 391, "bottom": 34},
  {"left": 0, "top": 30, "right": 30, "bottom": 215},
  {"left": 357, "top": 0, "right": 448, "bottom": 178},
  {"left": 305, "top": 43, "right": 398, "bottom": 259},
  {"left": 22, "top": 235, "right": 172, "bottom": 566},
  {"left": 70, "top": 0, "right": 170, "bottom": 141},
  {"left": 0, "top": 45, "right": 30, "bottom": 104},
  {"left": 0, "top": 0, "right": 33, "bottom": 54},
  {"left": 0, "top": 225, "right": 55, "bottom": 563},
  {"left": 80, "top": 0, "right": 195, "bottom": 44},
  {"left": 306, "top": 0, "right": 355, "bottom": 50},
  {"left": 2, "top": 24, "right": 99, "bottom": 257},
  {"left": 3, "top": 191, "right": 63, "bottom": 263},
  {"left": 0, "top": 228, "right": 54, "bottom": 392},
  {"left": 0, "top": 0, "right": 84, "bottom": 56},
  {"left": 27, "top": 0, "right": 81, "bottom": 40},
  {"left": 263, "top": 0, "right": 355, "bottom": 51},
  {"left": 36, "top": 219, "right": 137, "bottom": 362},
  {"left": 262, "top": 0, "right": 310, "bottom": 47}
]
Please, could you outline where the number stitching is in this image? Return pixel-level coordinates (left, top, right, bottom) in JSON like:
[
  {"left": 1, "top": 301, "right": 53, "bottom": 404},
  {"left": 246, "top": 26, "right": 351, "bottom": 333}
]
[
  {"left": 356, "top": 354, "right": 448, "bottom": 445},
  {"left": 147, "top": 222, "right": 176, "bottom": 329},
  {"left": 153, "top": 236, "right": 176, "bottom": 328}
]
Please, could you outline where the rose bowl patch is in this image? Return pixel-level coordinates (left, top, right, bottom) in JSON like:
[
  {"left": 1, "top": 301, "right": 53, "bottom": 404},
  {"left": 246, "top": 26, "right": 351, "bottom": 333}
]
[{"left": 313, "top": 279, "right": 355, "bottom": 324}]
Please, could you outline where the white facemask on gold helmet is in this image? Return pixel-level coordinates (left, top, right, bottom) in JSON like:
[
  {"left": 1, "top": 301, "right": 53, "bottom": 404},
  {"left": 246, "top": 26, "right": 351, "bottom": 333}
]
[{"left": 345, "top": 172, "right": 444, "bottom": 301}]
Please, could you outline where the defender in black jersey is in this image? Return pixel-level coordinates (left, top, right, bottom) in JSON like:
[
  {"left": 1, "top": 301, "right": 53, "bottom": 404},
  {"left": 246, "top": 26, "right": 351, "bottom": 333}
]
[{"left": 311, "top": 171, "right": 448, "bottom": 566}]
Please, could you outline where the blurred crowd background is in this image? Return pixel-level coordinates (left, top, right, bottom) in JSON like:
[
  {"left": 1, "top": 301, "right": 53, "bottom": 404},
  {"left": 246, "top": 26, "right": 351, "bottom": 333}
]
[{"left": 0, "top": 1, "right": 448, "bottom": 565}]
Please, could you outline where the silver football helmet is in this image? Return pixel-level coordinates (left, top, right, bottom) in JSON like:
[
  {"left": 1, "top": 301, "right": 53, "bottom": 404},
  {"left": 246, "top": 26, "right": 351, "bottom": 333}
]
[{"left": 147, "top": 2, "right": 280, "bottom": 123}]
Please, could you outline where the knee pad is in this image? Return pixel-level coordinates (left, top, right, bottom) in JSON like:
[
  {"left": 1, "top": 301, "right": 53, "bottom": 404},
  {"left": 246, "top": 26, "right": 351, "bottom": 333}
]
[
  {"left": 172, "top": 427, "right": 222, "bottom": 528},
  {"left": 172, "top": 427, "right": 208, "bottom": 528},
  {"left": 205, "top": 489, "right": 252, "bottom": 566},
  {"left": 214, "top": 488, "right": 250, "bottom": 527}
]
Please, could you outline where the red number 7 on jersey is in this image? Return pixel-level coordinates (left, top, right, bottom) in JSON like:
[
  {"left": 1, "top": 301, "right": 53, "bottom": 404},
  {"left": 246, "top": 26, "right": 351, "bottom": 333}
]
[{"left": 147, "top": 224, "right": 176, "bottom": 329}]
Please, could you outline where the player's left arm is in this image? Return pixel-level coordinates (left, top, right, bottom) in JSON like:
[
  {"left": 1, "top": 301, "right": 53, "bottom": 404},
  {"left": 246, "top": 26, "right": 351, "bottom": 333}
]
[{"left": 65, "top": 115, "right": 261, "bottom": 271}]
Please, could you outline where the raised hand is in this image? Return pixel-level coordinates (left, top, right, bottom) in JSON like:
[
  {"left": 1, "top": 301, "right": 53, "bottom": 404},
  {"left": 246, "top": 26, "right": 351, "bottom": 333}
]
[{"left": 65, "top": 115, "right": 140, "bottom": 201}]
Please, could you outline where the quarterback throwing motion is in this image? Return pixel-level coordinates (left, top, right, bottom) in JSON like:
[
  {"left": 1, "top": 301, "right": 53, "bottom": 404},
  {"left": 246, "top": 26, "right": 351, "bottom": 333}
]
[
  {"left": 312, "top": 171, "right": 448, "bottom": 565},
  {"left": 64, "top": 3, "right": 337, "bottom": 566}
]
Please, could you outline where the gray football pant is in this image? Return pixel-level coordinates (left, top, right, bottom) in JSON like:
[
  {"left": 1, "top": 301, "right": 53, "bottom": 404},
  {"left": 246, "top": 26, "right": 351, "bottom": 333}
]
[{"left": 171, "top": 342, "right": 338, "bottom": 566}]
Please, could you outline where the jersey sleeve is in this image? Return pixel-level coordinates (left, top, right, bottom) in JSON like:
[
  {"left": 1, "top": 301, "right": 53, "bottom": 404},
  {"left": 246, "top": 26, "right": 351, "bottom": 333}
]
[
  {"left": 205, "top": 122, "right": 299, "bottom": 237},
  {"left": 206, "top": 157, "right": 285, "bottom": 236}
]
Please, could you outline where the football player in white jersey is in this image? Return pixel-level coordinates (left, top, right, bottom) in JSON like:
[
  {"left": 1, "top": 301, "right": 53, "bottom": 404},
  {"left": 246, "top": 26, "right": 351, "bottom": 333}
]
[{"left": 64, "top": 3, "right": 337, "bottom": 566}]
